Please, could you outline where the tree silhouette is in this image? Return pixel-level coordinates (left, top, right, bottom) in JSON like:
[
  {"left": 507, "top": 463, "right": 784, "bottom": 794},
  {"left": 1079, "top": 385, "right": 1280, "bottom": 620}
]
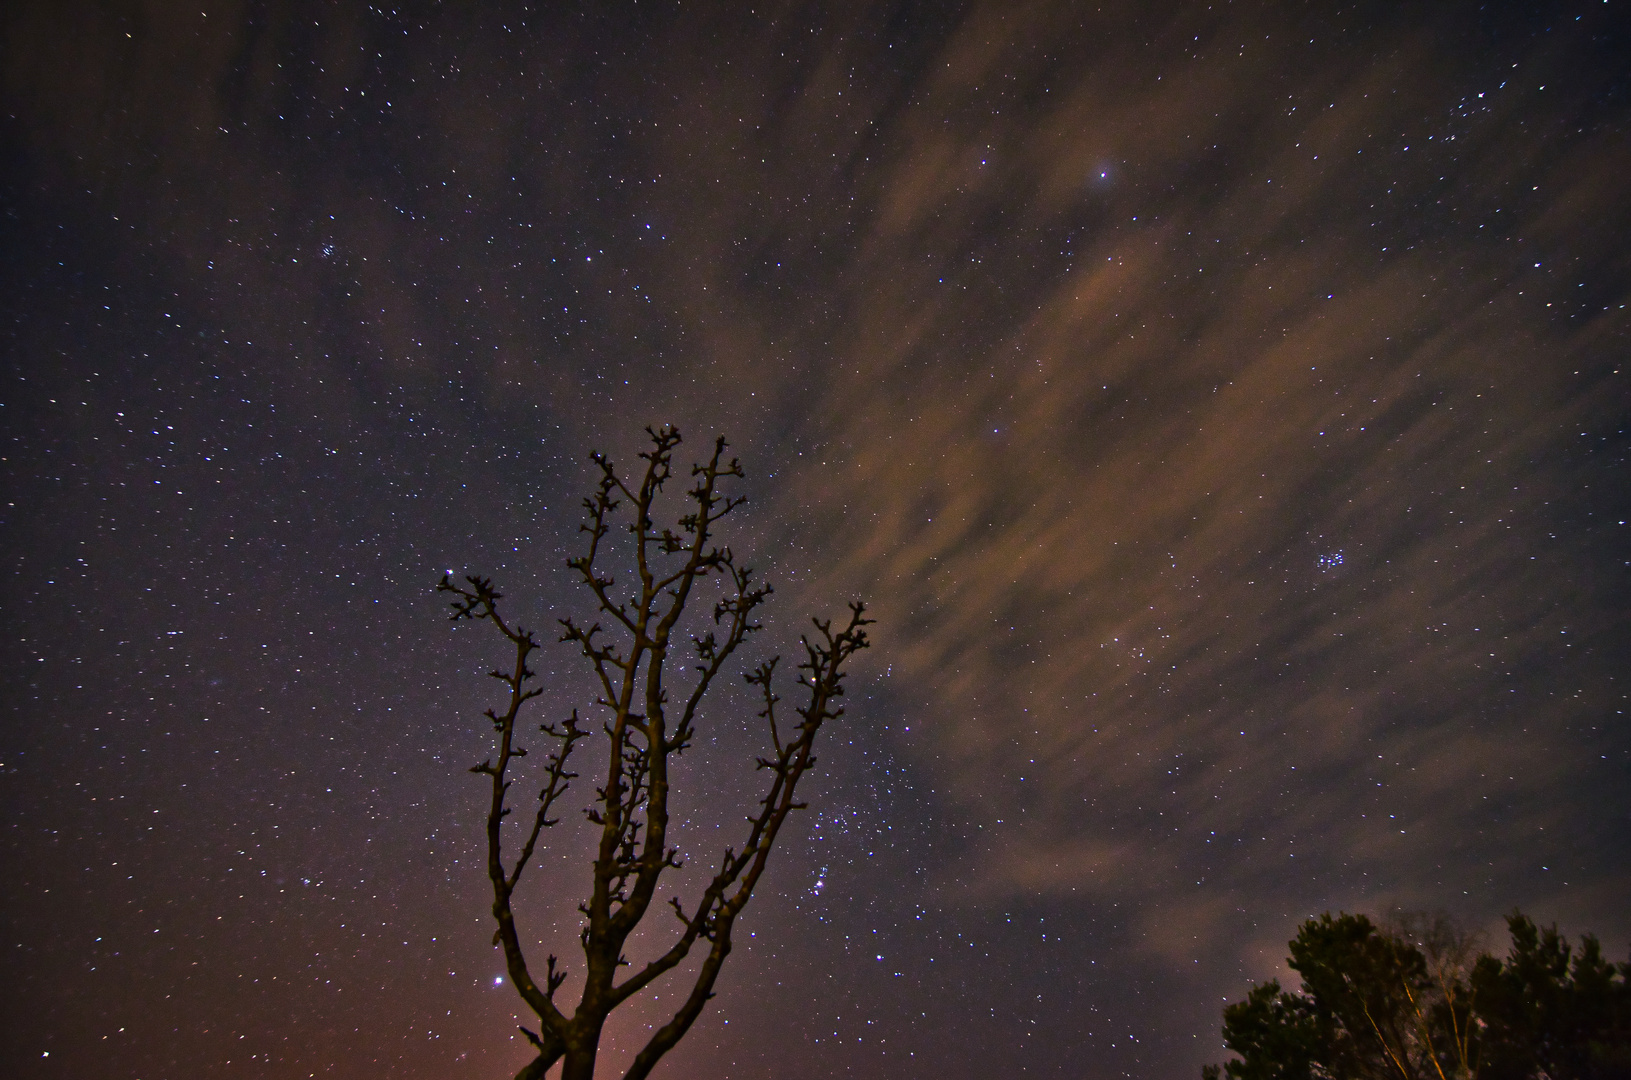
[
  {"left": 439, "top": 427, "right": 871, "bottom": 1080},
  {"left": 1203, "top": 910, "right": 1631, "bottom": 1080},
  {"left": 1471, "top": 912, "right": 1631, "bottom": 1080}
]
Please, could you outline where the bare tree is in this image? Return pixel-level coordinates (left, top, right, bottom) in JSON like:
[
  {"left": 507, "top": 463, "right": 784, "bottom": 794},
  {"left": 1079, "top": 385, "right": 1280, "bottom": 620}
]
[
  {"left": 1386, "top": 912, "right": 1485, "bottom": 1080},
  {"left": 438, "top": 426, "right": 871, "bottom": 1080}
]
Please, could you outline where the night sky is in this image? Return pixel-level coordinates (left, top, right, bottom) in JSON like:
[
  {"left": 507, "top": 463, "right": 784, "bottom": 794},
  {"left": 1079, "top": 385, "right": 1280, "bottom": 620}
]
[{"left": 4, "top": 2, "right": 1629, "bottom": 1078}]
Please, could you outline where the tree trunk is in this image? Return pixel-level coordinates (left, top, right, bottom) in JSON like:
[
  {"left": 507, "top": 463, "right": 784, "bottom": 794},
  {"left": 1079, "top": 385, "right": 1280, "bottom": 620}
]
[
  {"left": 558, "top": 1036, "right": 599, "bottom": 1080},
  {"left": 514, "top": 1053, "right": 555, "bottom": 1080}
]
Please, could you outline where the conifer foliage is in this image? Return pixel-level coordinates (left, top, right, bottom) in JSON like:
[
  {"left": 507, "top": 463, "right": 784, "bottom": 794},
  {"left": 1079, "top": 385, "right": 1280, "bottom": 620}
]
[{"left": 1203, "top": 911, "right": 1631, "bottom": 1080}]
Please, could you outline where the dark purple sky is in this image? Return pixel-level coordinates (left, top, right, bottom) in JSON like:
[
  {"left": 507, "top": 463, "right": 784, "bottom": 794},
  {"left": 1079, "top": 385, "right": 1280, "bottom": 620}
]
[{"left": 4, "top": 2, "right": 1628, "bottom": 1078}]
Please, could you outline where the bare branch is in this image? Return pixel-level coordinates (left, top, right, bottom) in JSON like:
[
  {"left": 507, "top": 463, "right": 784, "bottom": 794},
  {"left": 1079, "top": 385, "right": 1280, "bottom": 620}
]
[{"left": 441, "top": 429, "right": 872, "bottom": 1080}]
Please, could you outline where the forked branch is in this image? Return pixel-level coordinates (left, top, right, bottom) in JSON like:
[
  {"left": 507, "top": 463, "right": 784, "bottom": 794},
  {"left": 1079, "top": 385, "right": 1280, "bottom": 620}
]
[{"left": 441, "top": 427, "right": 871, "bottom": 1080}]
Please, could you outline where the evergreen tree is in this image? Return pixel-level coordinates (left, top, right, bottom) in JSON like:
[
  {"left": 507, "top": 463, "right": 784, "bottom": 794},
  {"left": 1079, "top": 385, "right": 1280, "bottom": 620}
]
[
  {"left": 1472, "top": 913, "right": 1631, "bottom": 1080},
  {"left": 1204, "top": 911, "right": 1630, "bottom": 1080}
]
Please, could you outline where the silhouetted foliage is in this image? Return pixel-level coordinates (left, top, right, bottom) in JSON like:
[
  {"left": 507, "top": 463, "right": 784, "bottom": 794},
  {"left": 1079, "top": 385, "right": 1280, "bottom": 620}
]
[
  {"left": 440, "top": 427, "right": 870, "bottom": 1080},
  {"left": 1203, "top": 910, "right": 1631, "bottom": 1080},
  {"left": 1202, "top": 980, "right": 1323, "bottom": 1080},
  {"left": 1471, "top": 913, "right": 1631, "bottom": 1080}
]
